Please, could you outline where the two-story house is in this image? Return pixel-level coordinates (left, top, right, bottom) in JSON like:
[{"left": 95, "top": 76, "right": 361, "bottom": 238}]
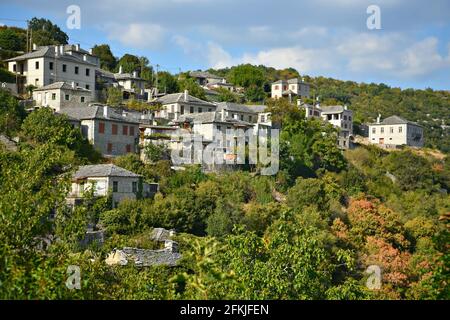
[
  {"left": 32, "top": 81, "right": 91, "bottom": 111},
  {"left": 67, "top": 164, "right": 158, "bottom": 208},
  {"left": 271, "top": 78, "right": 310, "bottom": 100},
  {"left": 153, "top": 90, "right": 217, "bottom": 121},
  {"left": 59, "top": 105, "right": 140, "bottom": 157},
  {"left": 96, "top": 66, "right": 147, "bottom": 101},
  {"left": 6, "top": 44, "right": 99, "bottom": 98},
  {"left": 368, "top": 115, "right": 424, "bottom": 148}
]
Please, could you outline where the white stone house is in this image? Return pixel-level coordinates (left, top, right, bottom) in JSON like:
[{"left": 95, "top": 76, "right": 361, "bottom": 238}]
[
  {"left": 32, "top": 81, "right": 91, "bottom": 111},
  {"left": 6, "top": 44, "right": 99, "bottom": 98},
  {"left": 67, "top": 164, "right": 158, "bottom": 208},
  {"left": 59, "top": 105, "right": 140, "bottom": 157},
  {"left": 96, "top": 66, "right": 147, "bottom": 101},
  {"left": 302, "top": 102, "right": 354, "bottom": 149},
  {"left": 368, "top": 115, "right": 424, "bottom": 148},
  {"left": 271, "top": 78, "right": 310, "bottom": 100},
  {"left": 153, "top": 90, "right": 217, "bottom": 121},
  {"left": 189, "top": 71, "right": 226, "bottom": 86}
]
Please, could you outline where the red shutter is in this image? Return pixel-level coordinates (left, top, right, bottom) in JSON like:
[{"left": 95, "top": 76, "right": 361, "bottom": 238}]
[
  {"left": 123, "top": 125, "right": 128, "bottom": 135},
  {"left": 99, "top": 122, "right": 105, "bottom": 134},
  {"left": 130, "top": 126, "right": 135, "bottom": 136},
  {"left": 112, "top": 124, "right": 118, "bottom": 135}
]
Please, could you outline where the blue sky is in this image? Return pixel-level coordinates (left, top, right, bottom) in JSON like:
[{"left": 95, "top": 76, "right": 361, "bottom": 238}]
[{"left": 1, "top": 0, "right": 449, "bottom": 90}]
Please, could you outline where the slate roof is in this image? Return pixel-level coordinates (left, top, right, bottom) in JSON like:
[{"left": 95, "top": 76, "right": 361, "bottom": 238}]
[
  {"left": 272, "top": 78, "right": 309, "bottom": 85},
  {"left": 217, "top": 102, "right": 267, "bottom": 114},
  {"left": 121, "top": 247, "right": 182, "bottom": 267},
  {"left": 321, "top": 105, "right": 346, "bottom": 114},
  {"left": 178, "top": 111, "right": 253, "bottom": 127},
  {"left": 33, "top": 81, "right": 91, "bottom": 92},
  {"left": 155, "top": 92, "right": 216, "bottom": 107},
  {"left": 189, "top": 71, "right": 224, "bottom": 80},
  {"left": 372, "top": 115, "right": 422, "bottom": 127},
  {"left": 73, "top": 164, "right": 140, "bottom": 179},
  {"left": 6, "top": 45, "right": 97, "bottom": 66},
  {"left": 58, "top": 105, "right": 139, "bottom": 123}
]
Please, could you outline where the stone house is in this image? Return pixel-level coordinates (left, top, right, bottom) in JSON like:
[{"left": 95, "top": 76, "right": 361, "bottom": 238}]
[
  {"left": 6, "top": 44, "right": 99, "bottom": 98},
  {"left": 32, "top": 81, "right": 91, "bottom": 111},
  {"left": 67, "top": 164, "right": 158, "bottom": 208},
  {"left": 271, "top": 78, "right": 310, "bottom": 100},
  {"left": 96, "top": 66, "right": 147, "bottom": 101},
  {"left": 153, "top": 90, "right": 217, "bottom": 121},
  {"left": 368, "top": 115, "right": 424, "bottom": 148},
  {"left": 189, "top": 71, "right": 226, "bottom": 86},
  {"left": 58, "top": 105, "right": 140, "bottom": 157}
]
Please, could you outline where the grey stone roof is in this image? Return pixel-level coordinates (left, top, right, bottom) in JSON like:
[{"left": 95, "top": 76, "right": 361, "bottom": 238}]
[
  {"left": 6, "top": 45, "right": 97, "bottom": 66},
  {"left": 58, "top": 105, "right": 139, "bottom": 124},
  {"left": 216, "top": 102, "right": 266, "bottom": 114},
  {"left": 33, "top": 81, "right": 91, "bottom": 92},
  {"left": 189, "top": 71, "right": 224, "bottom": 80},
  {"left": 73, "top": 164, "right": 140, "bottom": 179},
  {"left": 178, "top": 111, "right": 253, "bottom": 127},
  {"left": 121, "top": 247, "right": 182, "bottom": 267},
  {"left": 272, "top": 78, "right": 308, "bottom": 85},
  {"left": 372, "top": 115, "right": 421, "bottom": 126},
  {"left": 321, "top": 105, "right": 346, "bottom": 114},
  {"left": 97, "top": 69, "right": 145, "bottom": 81},
  {"left": 156, "top": 92, "right": 216, "bottom": 107}
]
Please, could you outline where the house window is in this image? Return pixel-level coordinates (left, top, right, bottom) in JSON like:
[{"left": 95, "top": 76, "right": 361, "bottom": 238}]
[
  {"left": 132, "top": 181, "right": 137, "bottom": 193},
  {"left": 13, "top": 64, "right": 16, "bottom": 72},
  {"left": 35, "top": 78, "right": 39, "bottom": 85},
  {"left": 349, "top": 116, "right": 352, "bottom": 121},
  {"left": 86, "top": 68, "right": 90, "bottom": 76},
  {"left": 181, "top": 105, "right": 184, "bottom": 114},
  {"left": 261, "top": 115, "right": 265, "bottom": 122},
  {"left": 35, "top": 61, "right": 39, "bottom": 69},
  {"left": 75, "top": 66, "right": 79, "bottom": 74},
  {"left": 240, "top": 115, "right": 244, "bottom": 121},
  {"left": 85, "top": 84, "right": 89, "bottom": 90},
  {"left": 49, "top": 62, "right": 53, "bottom": 70},
  {"left": 112, "top": 124, "right": 118, "bottom": 135},
  {"left": 217, "top": 125, "right": 221, "bottom": 131},
  {"left": 130, "top": 126, "right": 135, "bottom": 136},
  {"left": 381, "top": 127, "right": 384, "bottom": 133},
  {"left": 372, "top": 128, "right": 376, "bottom": 134},
  {"left": 390, "top": 127, "right": 394, "bottom": 133},
  {"left": 399, "top": 126, "right": 403, "bottom": 133},
  {"left": 99, "top": 122, "right": 105, "bottom": 134},
  {"left": 208, "top": 108, "right": 212, "bottom": 112},
  {"left": 81, "top": 96, "right": 85, "bottom": 103},
  {"left": 62, "top": 64, "right": 67, "bottom": 72},
  {"left": 275, "top": 85, "right": 279, "bottom": 90},
  {"left": 123, "top": 125, "right": 128, "bottom": 135},
  {"left": 51, "top": 93, "right": 56, "bottom": 100},
  {"left": 198, "top": 107, "right": 202, "bottom": 113},
  {"left": 190, "top": 106, "right": 194, "bottom": 113},
  {"left": 344, "top": 115, "right": 347, "bottom": 120},
  {"left": 65, "top": 94, "right": 70, "bottom": 101},
  {"left": 112, "top": 181, "right": 118, "bottom": 192},
  {"left": 107, "top": 143, "right": 113, "bottom": 153},
  {"left": 126, "top": 144, "right": 131, "bottom": 153}
]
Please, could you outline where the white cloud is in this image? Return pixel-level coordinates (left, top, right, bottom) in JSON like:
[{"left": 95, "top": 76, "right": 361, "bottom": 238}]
[
  {"left": 207, "top": 42, "right": 235, "bottom": 69},
  {"left": 107, "top": 23, "right": 165, "bottom": 49}
]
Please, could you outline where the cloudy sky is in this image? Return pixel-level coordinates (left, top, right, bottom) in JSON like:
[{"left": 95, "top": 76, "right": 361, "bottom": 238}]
[{"left": 1, "top": 0, "right": 449, "bottom": 89}]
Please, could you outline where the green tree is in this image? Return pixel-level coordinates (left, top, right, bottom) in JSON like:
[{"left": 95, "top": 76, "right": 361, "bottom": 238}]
[
  {"left": 29, "top": 17, "right": 68, "bottom": 45},
  {"left": 0, "top": 89, "right": 26, "bottom": 136},
  {"left": 91, "top": 44, "right": 117, "bottom": 71}
]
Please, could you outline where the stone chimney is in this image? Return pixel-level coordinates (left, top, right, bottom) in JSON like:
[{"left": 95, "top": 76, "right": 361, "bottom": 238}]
[
  {"left": 103, "top": 105, "right": 109, "bottom": 118},
  {"left": 59, "top": 45, "right": 64, "bottom": 55},
  {"left": 32, "top": 43, "right": 37, "bottom": 51},
  {"left": 221, "top": 108, "right": 226, "bottom": 121},
  {"left": 71, "top": 81, "right": 75, "bottom": 89},
  {"left": 54, "top": 46, "right": 59, "bottom": 57},
  {"left": 75, "top": 43, "right": 80, "bottom": 51},
  {"left": 184, "top": 89, "right": 188, "bottom": 101},
  {"left": 132, "top": 71, "right": 138, "bottom": 78},
  {"left": 344, "top": 105, "right": 348, "bottom": 110},
  {"left": 118, "top": 65, "right": 123, "bottom": 74},
  {"left": 89, "top": 48, "right": 93, "bottom": 55},
  {"left": 376, "top": 114, "right": 381, "bottom": 124}
]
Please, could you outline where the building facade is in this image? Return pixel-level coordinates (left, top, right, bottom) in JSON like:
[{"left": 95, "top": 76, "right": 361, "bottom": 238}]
[
  {"left": 59, "top": 105, "right": 140, "bottom": 157},
  {"left": 6, "top": 44, "right": 99, "bottom": 98},
  {"left": 271, "top": 78, "right": 310, "bottom": 99},
  {"left": 32, "top": 81, "right": 91, "bottom": 111},
  {"left": 368, "top": 115, "right": 424, "bottom": 148}
]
